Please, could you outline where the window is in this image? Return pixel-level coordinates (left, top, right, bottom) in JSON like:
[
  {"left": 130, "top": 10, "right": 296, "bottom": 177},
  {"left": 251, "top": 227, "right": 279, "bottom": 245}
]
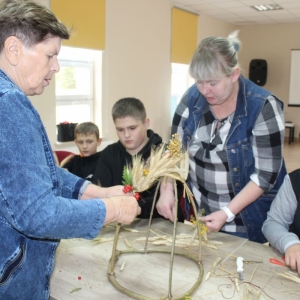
[
  {"left": 171, "top": 63, "right": 194, "bottom": 120},
  {"left": 56, "top": 46, "right": 102, "bottom": 125},
  {"left": 56, "top": 61, "right": 93, "bottom": 99}
]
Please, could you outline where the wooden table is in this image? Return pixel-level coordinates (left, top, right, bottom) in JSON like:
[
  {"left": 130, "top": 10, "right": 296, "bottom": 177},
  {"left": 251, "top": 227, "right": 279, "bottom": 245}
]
[{"left": 50, "top": 219, "right": 300, "bottom": 300}]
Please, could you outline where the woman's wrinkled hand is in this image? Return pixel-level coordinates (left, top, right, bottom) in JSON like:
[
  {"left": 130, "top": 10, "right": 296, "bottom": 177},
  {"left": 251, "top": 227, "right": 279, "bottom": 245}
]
[
  {"left": 101, "top": 185, "right": 127, "bottom": 197},
  {"left": 80, "top": 184, "right": 128, "bottom": 200},
  {"left": 103, "top": 195, "right": 141, "bottom": 225}
]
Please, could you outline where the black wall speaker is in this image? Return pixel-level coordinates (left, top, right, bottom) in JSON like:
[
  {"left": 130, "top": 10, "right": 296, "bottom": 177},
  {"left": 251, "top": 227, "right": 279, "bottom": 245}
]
[{"left": 249, "top": 59, "right": 267, "bottom": 86}]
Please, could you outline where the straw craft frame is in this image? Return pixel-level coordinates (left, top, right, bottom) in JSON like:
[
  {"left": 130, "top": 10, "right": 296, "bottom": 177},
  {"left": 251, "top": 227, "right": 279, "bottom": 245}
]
[{"left": 107, "top": 135, "right": 205, "bottom": 299}]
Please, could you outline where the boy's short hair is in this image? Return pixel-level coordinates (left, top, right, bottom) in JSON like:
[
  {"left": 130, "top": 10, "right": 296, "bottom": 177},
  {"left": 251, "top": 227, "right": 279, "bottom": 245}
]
[
  {"left": 75, "top": 122, "right": 100, "bottom": 139},
  {"left": 112, "top": 97, "right": 146, "bottom": 122}
]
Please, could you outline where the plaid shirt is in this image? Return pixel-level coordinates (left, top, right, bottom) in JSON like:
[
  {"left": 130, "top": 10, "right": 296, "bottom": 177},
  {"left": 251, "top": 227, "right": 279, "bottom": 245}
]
[{"left": 173, "top": 91, "right": 285, "bottom": 233}]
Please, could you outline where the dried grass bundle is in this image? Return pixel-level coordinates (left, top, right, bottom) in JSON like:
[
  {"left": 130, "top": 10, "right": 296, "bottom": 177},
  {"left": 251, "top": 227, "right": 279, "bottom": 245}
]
[
  {"left": 123, "top": 134, "right": 191, "bottom": 196},
  {"left": 277, "top": 271, "right": 300, "bottom": 283}
]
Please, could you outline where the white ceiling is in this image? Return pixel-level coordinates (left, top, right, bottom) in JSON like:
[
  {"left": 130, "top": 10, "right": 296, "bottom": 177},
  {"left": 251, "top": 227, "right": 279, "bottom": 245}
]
[{"left": 170, "top": 0, "right": 300, "bottom": 25}]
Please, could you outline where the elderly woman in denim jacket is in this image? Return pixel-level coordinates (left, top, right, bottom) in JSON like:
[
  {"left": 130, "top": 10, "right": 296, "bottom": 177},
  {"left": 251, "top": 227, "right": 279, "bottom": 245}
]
[
  {"left": 157, "top": 31, "right": 286, "bottom": 243},
  {"left": 0, "top": 1, "right": 140, "bottom": 299}
]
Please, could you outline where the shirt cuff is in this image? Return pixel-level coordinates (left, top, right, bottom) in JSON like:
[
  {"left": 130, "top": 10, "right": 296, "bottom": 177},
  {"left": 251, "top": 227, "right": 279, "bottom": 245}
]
[
  {"left": 78, "top": 180, "right": 91, "bottom": 199},
  {"left": 250, "top": 173, "right": 259, "bottom": 187},
  {"left": 284, "top": 240, "right": 300, "bottom": 253}
]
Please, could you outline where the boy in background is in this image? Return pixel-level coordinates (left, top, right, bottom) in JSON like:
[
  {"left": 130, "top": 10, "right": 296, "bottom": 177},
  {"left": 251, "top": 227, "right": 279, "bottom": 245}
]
[
  {"left": 93, "top": 97, "right": 183, "bottom": 220},
  {"left": 62, "top": 122, "right": 102, "bottom": 182}
]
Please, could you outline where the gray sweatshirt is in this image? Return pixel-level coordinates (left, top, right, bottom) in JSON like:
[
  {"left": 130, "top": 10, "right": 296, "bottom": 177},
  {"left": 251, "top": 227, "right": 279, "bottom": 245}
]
[{"left": 262, "top": 174, "right": 300, "bottom": 253}]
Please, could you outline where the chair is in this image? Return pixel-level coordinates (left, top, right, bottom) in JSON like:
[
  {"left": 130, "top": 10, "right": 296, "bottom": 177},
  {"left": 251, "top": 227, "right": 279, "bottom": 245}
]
[
  {"left": 285, "top": 122, "right": 295, "bottom": 144},
  {"left": 54, "top": 150, "right": 76, "bottom": 167}
]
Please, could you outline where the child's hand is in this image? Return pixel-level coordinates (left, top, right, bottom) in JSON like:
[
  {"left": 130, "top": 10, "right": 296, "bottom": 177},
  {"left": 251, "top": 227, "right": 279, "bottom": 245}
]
[
  {"left": 285, "top": 244, "right": 300, "bottom": 276},
  {"left": 156, "top": 190, "right": 175, "bottom": 222}
]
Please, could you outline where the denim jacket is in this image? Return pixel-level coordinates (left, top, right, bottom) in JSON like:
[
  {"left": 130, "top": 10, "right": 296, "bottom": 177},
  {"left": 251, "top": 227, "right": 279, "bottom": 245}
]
[
  {"left": 179, "top": 76, "right": 286, "bottom": 243},
  {"left": 0, "top": 70, "right": 106, "bottom": 299}
]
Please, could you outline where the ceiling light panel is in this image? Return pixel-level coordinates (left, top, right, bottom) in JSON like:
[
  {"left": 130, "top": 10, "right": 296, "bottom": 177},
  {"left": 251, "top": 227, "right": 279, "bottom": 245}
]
[{"left": 251, "top": 4, "right": 284, "bottom": 11}]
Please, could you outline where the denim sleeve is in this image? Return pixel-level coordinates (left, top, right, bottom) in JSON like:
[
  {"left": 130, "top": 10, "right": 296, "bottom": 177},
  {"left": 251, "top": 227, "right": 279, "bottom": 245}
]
[
  {"left": 56, "top": 166, "right": 87, "bottom": 199},
  {"left": 0, "top": 89, "right": 106, "bottom": 240}
]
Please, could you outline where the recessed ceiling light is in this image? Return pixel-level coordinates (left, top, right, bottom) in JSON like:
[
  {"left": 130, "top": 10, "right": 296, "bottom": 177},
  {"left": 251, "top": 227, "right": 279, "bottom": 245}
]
[{"left": 250, "top": 4, "right": 283, "bottom": 11}]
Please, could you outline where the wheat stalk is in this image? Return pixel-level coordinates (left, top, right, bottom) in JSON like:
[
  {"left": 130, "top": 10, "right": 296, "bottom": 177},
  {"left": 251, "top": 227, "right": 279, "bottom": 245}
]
[
  {"left": 277, "top": 271, "right": 300, "bottom": 283},
  {"left": 124, "top": 134, "right": 190, "bottom": 194}
]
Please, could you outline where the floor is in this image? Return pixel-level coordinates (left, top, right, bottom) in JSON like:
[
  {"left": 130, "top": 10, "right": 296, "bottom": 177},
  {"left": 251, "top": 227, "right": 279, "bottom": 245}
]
[{"left": 283, "top": 138, "right": 300, "bottom": 173}]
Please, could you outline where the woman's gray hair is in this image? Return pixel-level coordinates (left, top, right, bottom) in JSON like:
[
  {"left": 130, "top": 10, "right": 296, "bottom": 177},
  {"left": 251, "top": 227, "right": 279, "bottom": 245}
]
[
  {"left": 189, "top": 30, "right": 241, "bottom": 81},
  {"left": 0, "top": 0, "right": 70, "bottom": 53}
]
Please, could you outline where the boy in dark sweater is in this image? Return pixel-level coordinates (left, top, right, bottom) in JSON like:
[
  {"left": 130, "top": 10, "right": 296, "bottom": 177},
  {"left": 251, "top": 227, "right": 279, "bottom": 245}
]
[
  {"left": 62, "top": 122, "right": 102, "bottom": 182},
  {"left": 93, "top": 97, "right": 183, "bottom": 220}
]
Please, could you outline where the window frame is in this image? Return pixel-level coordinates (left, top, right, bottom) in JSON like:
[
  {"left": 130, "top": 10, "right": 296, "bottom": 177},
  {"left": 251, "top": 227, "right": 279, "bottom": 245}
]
[{"left": 56, "top": 59, "right": 94, "bottom": 101}]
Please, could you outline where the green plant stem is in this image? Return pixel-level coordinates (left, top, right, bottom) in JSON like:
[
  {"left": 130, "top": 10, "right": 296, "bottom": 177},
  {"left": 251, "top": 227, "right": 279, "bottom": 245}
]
[
  {"left": 144, "top": 177, "right": 162, "bottom": 252},
  {"left": 108, "top": 222, "right": 121, "bottom": 275},
  {"left": 108, "top": 249, "right": 204, "bottom": 300},
  {"left": 167, "top": 180, "right": 179, "bottom": 297},
  {"left": 187, "top": 189, "right": 202, "bottom": 263}
]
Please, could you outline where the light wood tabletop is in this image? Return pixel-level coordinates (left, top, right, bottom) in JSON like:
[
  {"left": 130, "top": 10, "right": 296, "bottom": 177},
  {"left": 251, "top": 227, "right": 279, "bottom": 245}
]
[{"left": 50, "top": 218, "right": 300, "bottom": 300}]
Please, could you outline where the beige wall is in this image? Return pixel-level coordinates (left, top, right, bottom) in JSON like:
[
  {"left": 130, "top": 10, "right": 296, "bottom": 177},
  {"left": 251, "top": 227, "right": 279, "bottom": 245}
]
[
  {"left": 197, "top": 16, "right": 300, "bottom": 139},
  {"left": 34, "top": 0, "right": 172, "bottom": 151},
  {"left": 29, "top": 0, "right": 57, "bottom": 145},
  {"left": 30, "top": 1, "right": 299, "bottom": 151},
  {"left": 238, "top": 23, "right": 300, "bottom": 138},
  {"left": 103, "top": 0, "right": 171, "bottom": 142},
  {"left": 196, "top": 17, "right": 300, "bottom": 137},
  {"left": 198, "top": 13, "right": 236, "bottom": 40}
]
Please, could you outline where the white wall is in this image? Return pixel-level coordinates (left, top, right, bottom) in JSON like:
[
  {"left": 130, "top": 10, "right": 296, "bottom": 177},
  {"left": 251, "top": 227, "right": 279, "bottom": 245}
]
[
  {"left": 29, "top": 0, "right": 57, "bottom": 145},
  {"left": 31, "top": 1, "right": 299, "bottom": 152},
  {"left": 37, "top": 0, "right": 50, "bottom": 7},
  {"left": 238, "top": 23, "right": 300, "bottom": 138},
  {"left": 36, "top": 0, "right": 172, "bottom": 152},
  {"left": 198, "top": 13, "right": 236, "bottom": 40},
  {"left": 103, "top": 0, "right": 172, "bottom": 142},
  {"left": 196, "top": 15, "right": 300, "bottom": 139}
]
